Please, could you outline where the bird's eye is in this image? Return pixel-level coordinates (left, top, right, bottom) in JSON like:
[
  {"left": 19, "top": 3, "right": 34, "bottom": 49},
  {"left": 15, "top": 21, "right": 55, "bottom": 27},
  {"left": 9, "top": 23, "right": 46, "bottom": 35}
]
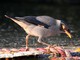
[{"left": 60, "top": 24, "right": 63, "bottom": 31}]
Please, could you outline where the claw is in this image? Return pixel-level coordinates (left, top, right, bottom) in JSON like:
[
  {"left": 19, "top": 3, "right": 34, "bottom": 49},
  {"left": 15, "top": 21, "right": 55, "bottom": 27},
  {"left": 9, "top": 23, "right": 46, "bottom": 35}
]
[{"left": 26, "top": 47, "right": 29, "bottom": 51}]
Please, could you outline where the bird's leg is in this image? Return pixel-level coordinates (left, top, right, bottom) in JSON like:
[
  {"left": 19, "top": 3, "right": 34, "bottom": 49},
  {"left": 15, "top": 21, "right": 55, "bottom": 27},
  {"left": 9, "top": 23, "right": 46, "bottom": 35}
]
[
  {"left": 37, "top": 37, "right": 59, "bottom": 53},
  {"left": 38, "top": 36, "right": 50, "bottom": 46},
  {"left": 26, "top": 35, "right": 30, "bottom": 49}
]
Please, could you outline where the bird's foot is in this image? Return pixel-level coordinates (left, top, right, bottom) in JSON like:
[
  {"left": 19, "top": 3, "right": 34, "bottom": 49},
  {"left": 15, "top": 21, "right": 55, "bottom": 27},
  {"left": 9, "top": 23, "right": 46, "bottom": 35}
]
[
  {"left": 46, "top": 44, "right": 58, "bottom": 49},
  {"left": 26, "top": 47, "right": 29, "bottom": 51},
  {"left": 52, "top": 44, "right": 57, "bottom": 47},
  {"left": 45, "top": 45, "right": 53, "bottom": 54},
  {"left": 45, "top": 44, "right": 59, "bottom": 54},
  {"left": 46, "top": 44, "right": 58, "bottom": 48}
]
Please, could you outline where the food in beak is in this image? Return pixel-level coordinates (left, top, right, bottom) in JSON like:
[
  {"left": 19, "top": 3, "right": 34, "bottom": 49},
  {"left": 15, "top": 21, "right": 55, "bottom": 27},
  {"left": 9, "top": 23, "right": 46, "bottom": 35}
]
[{"left": 62, "top": 24, "right": 72, "bottom": 38}]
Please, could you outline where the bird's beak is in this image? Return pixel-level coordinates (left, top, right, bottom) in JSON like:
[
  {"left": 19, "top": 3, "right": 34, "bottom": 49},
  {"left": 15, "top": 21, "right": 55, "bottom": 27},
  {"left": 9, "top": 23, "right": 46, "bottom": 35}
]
[{"left": 62, "top": 24, "right": 72, "bottom": 38}]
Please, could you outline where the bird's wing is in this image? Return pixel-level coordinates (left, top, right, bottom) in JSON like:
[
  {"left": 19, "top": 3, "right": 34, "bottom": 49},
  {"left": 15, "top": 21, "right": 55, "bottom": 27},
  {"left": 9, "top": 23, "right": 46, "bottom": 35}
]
[
  {"left": 15, "top": 16, "right": 55, "bottom": 28},
  {"left": 36, "top": 16, "right": 56, "bottom": 26}
]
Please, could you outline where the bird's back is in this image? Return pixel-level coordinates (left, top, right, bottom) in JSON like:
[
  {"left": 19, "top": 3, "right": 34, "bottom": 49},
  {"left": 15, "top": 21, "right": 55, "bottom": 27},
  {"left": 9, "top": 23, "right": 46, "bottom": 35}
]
[{"left": 15, "top": 16, "right": 50, "bottom": 28}]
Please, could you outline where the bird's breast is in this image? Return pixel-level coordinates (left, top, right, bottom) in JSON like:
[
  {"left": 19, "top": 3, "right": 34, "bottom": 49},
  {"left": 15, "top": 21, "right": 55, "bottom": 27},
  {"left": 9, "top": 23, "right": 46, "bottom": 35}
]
[
  {"left": 25, "top": 25, "right": 52, "bottom": 37},
  {"left": 25, "top": 25, "right": 60, "bottom": 37}
]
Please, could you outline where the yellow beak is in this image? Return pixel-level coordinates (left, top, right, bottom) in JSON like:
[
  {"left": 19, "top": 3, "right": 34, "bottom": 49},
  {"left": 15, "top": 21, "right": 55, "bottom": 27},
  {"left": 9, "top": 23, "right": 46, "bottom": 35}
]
[{"left": 62, "top": 24, "right": 72, "bottom": 38}]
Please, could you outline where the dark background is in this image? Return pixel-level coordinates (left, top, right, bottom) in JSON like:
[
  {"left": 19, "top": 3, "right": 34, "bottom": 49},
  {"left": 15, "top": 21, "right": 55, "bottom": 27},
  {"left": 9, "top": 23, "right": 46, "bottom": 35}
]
[
  {"left": 0, "top": 0, "right": 80, "bottom": 32},
  {"left": 0, "top": 0, "right": 80, "bottom": 48}
]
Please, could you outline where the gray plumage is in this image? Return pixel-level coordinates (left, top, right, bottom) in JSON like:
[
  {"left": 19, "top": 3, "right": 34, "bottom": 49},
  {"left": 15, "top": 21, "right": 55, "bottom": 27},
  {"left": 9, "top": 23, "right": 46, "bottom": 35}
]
[
  {"left": 5, "top": 15, "right": 71, "bottom": 48},
  {"left": 15, "top": 16, "right": 54, "bottom": 28}
]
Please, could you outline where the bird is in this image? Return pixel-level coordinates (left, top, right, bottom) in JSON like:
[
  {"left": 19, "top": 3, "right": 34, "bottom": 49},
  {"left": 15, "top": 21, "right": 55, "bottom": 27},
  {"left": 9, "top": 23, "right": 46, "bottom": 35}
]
[{"left": 5, "top": 15, "right": 72, "bottom": 49}]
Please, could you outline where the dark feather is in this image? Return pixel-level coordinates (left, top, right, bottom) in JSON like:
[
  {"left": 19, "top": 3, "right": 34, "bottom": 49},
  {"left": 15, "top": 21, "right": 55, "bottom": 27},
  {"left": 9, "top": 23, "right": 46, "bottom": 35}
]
[{"left": 15, "top": 16, "right": 50, "bottom": 28}]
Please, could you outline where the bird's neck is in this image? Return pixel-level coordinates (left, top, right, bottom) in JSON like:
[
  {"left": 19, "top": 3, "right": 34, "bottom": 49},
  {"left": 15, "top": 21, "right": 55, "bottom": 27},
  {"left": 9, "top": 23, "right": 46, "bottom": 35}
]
[{"left": 49, "top": 26, "right": 61, "bottom": 36}]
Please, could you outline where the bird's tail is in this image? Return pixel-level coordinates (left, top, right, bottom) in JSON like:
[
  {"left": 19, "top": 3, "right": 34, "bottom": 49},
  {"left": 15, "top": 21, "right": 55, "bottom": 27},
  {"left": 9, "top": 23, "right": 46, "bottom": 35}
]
[
  {"left": 5, "top": 15, "right": 21, "bottom": 23},
  {"left": 5, "top": 15, "right": 11, "bottom": 19},
  {"left": 5, "top": 15, "right": 17, "bottom": 20},
  {"left": 5, "top": 15, "right": 29, "bottom": 31}
]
